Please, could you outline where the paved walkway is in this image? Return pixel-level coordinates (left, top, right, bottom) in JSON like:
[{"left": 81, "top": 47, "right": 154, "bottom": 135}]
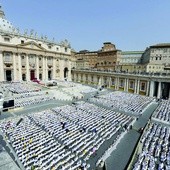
[
  {"left": 0, "top": 135, "right": 21, "bottom": 170},
  {"left": 105, "top": 102, "right": 158, "bottom": 170},
  {"left": 0, "top": 146, "right": 20, "bottom": 170}
]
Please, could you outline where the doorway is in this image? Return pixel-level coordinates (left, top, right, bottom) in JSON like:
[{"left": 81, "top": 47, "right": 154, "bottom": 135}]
[
  {"left": 64, "top": 67, "right": 68, "bottom": 80},
  {"left": 30, "top": 70, "right": 35, "bottom": 80},
  {"left": 6, "top": 70, "right": 12, "bottom": 81}
]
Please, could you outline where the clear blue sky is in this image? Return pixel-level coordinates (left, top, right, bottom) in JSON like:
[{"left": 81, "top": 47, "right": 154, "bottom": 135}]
[{"left": 1, "top": 0, "right": 170, "bottom": 51}]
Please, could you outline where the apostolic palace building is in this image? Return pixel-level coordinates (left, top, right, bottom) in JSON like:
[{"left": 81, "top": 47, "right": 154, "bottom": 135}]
[{"left": 0, "top": 5, "right": 170, "bottom": 99}]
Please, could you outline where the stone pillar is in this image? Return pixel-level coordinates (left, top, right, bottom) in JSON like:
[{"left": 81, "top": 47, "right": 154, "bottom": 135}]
[
  {"left": 146, "top": 81, "right": 150, "bottom": 96},
  {"left": 126, "top": 78, "right": 129, "bottom": 91},
  {"left": 157, "top": 82, "right": 162, "bottom": 99},
  {"left": 45, "top": 57, "right": 48, "bottom": 80},
  {"left": 0, "top": 51, "right": 4, "bottom": 81},
  {"left": 14, "top": 54, "right": 22, "bottom": 81},
  {"left": 124, "top": 78, "right": 126, "bottom": 91},
  {"left": 36, "top": 56, "right": 39, "bottom": 80},
  {"left": 117, "top": 77, "right": 119, "bottom": 90},
  {"left": 137, "top": 80, "right": 140, "bottom": 94},
  {"left": 52, "top": 57, "right": 56, "bottom": 79},
  {"left": 149, "top": 81, "right": 154, "bottom": 97},
  {"left": 18, "top": 54, "right": 22, "bottom": 81},
  {"left": 102, "top": 76, "right": 105, "bottom": 86},
  {"left": 134, "top": 79, "right": 137, "bottom": 93},
  {"left": 108, "top": 77, "right": 111, "bottom": 88},
  {"left": 59, "top": 59, "right": 64, "bottom": 80},
  {"left": 26, "top": 54, "right": 30, "bottom": 81},
  {"left": 13, "top": 53, "right": 17, "bottom": 81},
  {"left": 42, "top": 56, "right": 46, "bottom": 81}
]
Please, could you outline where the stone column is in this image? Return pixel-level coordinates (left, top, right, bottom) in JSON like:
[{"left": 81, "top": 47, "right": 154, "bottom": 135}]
[
  {"left": 126, "top": 78, "right": 129, "bottom": 92},
  {"left": 108, "top": 77, "right": 111, "bottom": 88},
  {"left": 26, "top": 54, "right": 30, "bottom": 81},
  {"left": 137, "top": 80, "right": 140, "bottom": 94},
  {"left": 36, "top": 56, "right": 39, "bottom": 80},
  {"left": 146, "top": 81, "right": 150, "bottom": 96},
  {"left": 0, "top": 51, "right": 4, "bottom": 81},
  {"left": 124, "top": 78, "right": 126, "bottom": 91},
  {"left": 45, "top": 57, "right": 48, "bottom": 80},
  {"left": 149, "top": 81, "right": 154, "bottom": 97},
  {"left": 134, "top": 79, "right": 137, "bottom": 93},
  {"left": 157, "top": 82, "right": 162, "bottom": 99},
  {"left": 13, "top": 53, "right": 17, "bottom": 81},
  {"left": 117, "top": 77, "right": 119, "bottom": 90},
  {"left": 59, "top": 59, "right": 64, "bottom": 80},
  {"left": 100, "top": 76, "right": 104, "bottom": 85},
  {"left": 42, "top": 56, "right": 46, "bottom": 81},
  {"left": 52, "top": 57, "right": 56, "bottom": 79},
  {"left": 114, "top": 77, "right": 117, "bottom": 90},
  {"left": 18, "top": 54, "right": 22, "bottom": 81}
]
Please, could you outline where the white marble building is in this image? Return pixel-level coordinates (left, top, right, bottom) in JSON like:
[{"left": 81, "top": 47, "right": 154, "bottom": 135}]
[{"left": 0, "top": 6, "right": 72, "bottom": 82}]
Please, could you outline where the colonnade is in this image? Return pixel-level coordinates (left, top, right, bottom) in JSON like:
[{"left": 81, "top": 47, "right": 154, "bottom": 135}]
[
  {"left": 0, "top": 51, "right": 72, "bottom": 82},
  {"left": 72, "top": 70, "right": 170, "bottom": 99}
]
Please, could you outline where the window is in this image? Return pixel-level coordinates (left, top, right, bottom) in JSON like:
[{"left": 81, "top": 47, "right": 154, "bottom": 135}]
[
  {"left": 156, "top": 57, "right": 158, "bottom": 60},
  {"left": 4, "top": 37, "right": 10, "bottom": 42},
  {"left": 21, "top": 56, "right": 25, "bottom": 59},
  {"left": 48, "top": 46, "right": 51, "bottom": 49},
  {"left": 4, "top": 53, "right": 11, "bottom": 62},
  {"left": 39, "top": 44, "right": 41, "bottom": 46},
  {"left": 21, "top": 40, "right": 24, "bottom": 44},
  {"left": 56, "top": 47, "right": 59, "bottom": 51},
  {"left": 65, "top": 47, "right": 67, "bottom": 52}
]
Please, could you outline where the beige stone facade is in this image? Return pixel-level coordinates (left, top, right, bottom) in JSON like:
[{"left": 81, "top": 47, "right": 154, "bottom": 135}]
[
  {"left": 73, "top": 42, "right": 121, "bottom": 71},
  {"left": 73, "top": 50, "right": 98, "bottom": 69},
  {"left": 142, "top": 43, "right": 170, "bottom": 73},
  {"left": 0, "top": 7, "right": 72, "bottom": 82}
]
